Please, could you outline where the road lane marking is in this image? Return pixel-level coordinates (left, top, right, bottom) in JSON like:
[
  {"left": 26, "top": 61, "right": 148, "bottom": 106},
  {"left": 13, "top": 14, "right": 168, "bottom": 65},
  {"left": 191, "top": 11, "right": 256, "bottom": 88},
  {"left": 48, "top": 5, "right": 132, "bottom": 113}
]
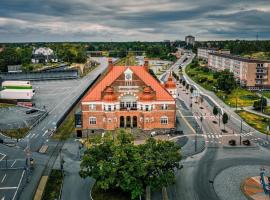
[
  {"left": 0, "top": 187, "right": 17, "bottom": 190},
  {"left": 12, "top": 170, "right": 25, "bottom": 200},
  {"left": 42, "top": 127, "right": 46, "bottom": 131},
  {"left": 11, "top": 160, "right": 16, "bottom": 168},
  {"left": 1, "top": 196, "right": 5, "bottom": 200},
  {"left": 42, "top": 130, "right": 48, "bottom": 137},
  {"left": 1, "top": 174, "right": 6, "bottom": 183}
]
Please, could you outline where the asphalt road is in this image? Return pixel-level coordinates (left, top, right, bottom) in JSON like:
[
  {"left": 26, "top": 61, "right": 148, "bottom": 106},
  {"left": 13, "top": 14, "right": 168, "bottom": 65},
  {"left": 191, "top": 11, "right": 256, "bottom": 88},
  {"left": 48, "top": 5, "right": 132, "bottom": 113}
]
[{"left": 156, "top": 53, "right": 270, "bottom": 200}]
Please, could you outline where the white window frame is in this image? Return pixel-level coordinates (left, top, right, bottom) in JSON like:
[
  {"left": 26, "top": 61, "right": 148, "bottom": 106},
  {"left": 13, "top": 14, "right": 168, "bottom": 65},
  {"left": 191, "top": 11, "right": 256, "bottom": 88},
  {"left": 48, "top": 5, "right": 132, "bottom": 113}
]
[
  {"left": 89, "top": 117, "right": 96, "bottom": 125},
  {"left": 160, "top": 116, "right": 168, "bottom": 125},
  {"left": 89, "top": 104, "right": 96, "bottom": 111},
  {"left": 162, "top": 104, "right": 168, "bottom": 110}
]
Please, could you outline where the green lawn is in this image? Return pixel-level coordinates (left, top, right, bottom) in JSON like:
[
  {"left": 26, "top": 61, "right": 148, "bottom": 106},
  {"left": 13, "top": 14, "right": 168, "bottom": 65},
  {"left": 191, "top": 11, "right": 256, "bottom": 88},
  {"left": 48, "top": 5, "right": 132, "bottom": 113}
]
[
  {"left": 261, "top": 91, "right": 270, "bottom": 99},
  {"left": 216, "top": 88, "right": 259, "bottom": 108},
  {"left": 236, "top": 110, "right": 270, "bottom": 134},
  {"left": 92, "top": 184, "right": 131, "bottom": 200},
  {"left": 185, "top": 64, "right": 216, "bottom": 91},
  {"left": 185, "top": 64, "right": 259, "bottom": 107},
  {"left": 42, "top": 170, "right": 63, "bottom": 200},
  {"left": 0, "top": 103, "right": 16, "bottom": 108},
  {"left": 2, "top": 127, "right": 29, "bottom": 139}
]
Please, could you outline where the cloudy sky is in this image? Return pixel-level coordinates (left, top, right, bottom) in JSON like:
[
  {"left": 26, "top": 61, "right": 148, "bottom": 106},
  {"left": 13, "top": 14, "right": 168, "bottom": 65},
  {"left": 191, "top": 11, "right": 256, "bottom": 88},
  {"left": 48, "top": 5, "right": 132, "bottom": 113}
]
[{"left": 0, "top": 0, "right": 270, "bottom": 42}]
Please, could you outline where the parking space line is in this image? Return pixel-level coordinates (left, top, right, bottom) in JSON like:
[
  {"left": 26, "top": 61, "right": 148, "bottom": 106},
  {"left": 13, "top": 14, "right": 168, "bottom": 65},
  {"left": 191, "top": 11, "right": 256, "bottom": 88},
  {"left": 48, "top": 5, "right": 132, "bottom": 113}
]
[
  {"left": 0, "top": 153, "right": 6, "bottom": 161},
  {"left": 12, "top": 170, "right": 25, "bottom": 200},
  {"left": 11, "top": 160, "right": 16, "bottom": 168},
  {"left": 1, "top": 174, "right": 6, "bottom": 183}
]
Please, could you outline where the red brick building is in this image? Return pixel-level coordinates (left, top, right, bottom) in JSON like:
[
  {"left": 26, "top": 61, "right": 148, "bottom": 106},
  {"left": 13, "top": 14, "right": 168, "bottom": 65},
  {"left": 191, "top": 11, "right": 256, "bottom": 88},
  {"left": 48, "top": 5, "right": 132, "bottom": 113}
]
[{"left": 78, "top": 59, "right": 176, "bottom": 136}]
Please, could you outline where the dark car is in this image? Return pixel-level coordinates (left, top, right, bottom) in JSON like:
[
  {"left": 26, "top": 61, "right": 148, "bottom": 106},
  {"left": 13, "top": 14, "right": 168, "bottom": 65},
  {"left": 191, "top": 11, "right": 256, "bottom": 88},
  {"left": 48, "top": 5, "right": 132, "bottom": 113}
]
[
  {"left": 26, "top": 109, "right": 38, "bottom": 114},
  {"left": 243, "top": 140, "right": 251, "bottom": 146}
]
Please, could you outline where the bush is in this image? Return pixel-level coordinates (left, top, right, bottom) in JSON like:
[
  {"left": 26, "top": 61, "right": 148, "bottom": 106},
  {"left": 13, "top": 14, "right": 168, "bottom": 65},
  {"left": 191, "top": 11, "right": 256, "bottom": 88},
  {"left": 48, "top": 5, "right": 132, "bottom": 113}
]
[{"left": 198, "top": 77, "right": 207, "bottom": 83}]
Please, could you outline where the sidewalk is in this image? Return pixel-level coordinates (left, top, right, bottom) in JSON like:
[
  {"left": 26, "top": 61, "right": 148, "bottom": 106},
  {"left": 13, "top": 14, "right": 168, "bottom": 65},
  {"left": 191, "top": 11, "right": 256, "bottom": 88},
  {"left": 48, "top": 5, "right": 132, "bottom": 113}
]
[
  {"left": 243, "top": 106, "right": 270, "bottom": 118},
  {"left": 53, "top": 139, "right": 94, "bottom": 200}
]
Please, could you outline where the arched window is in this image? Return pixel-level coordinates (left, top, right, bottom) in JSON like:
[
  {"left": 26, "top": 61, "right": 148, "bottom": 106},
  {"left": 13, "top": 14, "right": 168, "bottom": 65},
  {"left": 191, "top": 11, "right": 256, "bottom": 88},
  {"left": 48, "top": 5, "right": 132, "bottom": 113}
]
[
  {"left": 89, "top": 117, "right": 96, "bottom": 125},
  {"left": 160, "top": 116, "right": 168, "bottom": 125}
]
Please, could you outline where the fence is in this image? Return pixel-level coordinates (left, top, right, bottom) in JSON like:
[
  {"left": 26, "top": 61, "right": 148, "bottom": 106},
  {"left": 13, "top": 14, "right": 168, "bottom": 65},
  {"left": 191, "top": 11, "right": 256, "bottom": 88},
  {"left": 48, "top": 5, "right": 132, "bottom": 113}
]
[{"left": 0, "top": 70, "right": 79, "bottom": 81}]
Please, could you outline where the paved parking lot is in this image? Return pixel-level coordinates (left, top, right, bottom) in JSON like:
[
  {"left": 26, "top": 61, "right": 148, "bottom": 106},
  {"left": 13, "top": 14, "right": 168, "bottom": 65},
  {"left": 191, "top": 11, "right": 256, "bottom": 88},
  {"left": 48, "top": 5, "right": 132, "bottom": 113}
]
[
  {"left": 0, "top": 106, "right": 44, "bottom": 130},
  {"left": 32, "top": 79, "right": 82, "bottom": 112}
]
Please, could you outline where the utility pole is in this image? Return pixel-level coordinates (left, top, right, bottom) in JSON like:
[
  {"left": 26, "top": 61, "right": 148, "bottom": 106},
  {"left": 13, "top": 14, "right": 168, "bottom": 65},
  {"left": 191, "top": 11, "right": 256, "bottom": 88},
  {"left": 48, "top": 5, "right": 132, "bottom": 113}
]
[{"left": 240, "top": 120, "right": 242, "bottom": 145}]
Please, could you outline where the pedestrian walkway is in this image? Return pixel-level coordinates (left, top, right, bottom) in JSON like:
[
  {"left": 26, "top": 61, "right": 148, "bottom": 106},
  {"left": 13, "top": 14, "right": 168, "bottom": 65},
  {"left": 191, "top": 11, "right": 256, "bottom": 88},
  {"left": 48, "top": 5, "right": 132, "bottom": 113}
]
[{"left": 203, "top": 133, "right": 222, "bottom": 144}]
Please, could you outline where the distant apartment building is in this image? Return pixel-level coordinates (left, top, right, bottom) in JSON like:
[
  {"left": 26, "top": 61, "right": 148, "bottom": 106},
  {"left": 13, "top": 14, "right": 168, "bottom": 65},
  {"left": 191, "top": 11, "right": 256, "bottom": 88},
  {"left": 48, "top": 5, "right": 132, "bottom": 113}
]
[
  {"left": 31, "top": 47, "right": 58, "bottom": 64},
  {"left": 185, "top": 35, "right": 195, "bottom": 46},
  {"left": 208, "top": 53, "right": 270, "bottom": 90},
  {"left": 197, "top": 48, "right": 230, "bottom": 61}
]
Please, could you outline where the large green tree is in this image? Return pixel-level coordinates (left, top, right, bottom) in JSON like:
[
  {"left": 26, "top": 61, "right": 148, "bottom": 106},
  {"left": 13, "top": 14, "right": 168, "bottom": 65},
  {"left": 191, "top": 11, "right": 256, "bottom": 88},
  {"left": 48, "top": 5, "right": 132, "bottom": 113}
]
[
  {"left": 80, "top": 131, "right": 181, "bottom": 199},
  {"left": 217, "top": 70, "right": 236, "bottom": 93}
]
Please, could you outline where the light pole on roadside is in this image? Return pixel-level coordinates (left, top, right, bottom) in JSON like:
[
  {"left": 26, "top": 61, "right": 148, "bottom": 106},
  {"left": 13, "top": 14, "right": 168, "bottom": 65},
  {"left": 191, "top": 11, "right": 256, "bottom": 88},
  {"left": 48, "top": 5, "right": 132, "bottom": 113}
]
[{"left": 240, "top": 119, "right": 243, "bottom": 145}]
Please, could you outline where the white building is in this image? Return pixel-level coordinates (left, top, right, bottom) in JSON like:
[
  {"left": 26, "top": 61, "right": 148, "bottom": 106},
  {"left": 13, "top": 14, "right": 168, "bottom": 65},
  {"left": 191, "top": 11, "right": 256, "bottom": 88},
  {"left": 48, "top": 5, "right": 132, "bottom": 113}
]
[
  {"left": 185, "top": 35, "right": 195, "bottom": 46},
  {"left": 31, "top": 47, "right": 58, "bottom": 63},
  {"left": 197, "top": 48, "right": 230, "bottom": 61}
]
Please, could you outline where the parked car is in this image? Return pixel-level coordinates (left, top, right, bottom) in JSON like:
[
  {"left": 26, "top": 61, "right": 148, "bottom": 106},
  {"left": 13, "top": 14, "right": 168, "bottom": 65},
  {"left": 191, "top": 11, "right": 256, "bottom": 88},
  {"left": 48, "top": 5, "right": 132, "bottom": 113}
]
[
  {"left": 26, "top": 109, "right": 38, "bottom": 114},
  {"left": 229, "top": 139, "right": 236, "bottom": 146},
  {"left": 243, "top": 140, "right": 251, "bottom": 146},
  {"left": 0, "top": 138, "right": 4, "bottom": 144}
]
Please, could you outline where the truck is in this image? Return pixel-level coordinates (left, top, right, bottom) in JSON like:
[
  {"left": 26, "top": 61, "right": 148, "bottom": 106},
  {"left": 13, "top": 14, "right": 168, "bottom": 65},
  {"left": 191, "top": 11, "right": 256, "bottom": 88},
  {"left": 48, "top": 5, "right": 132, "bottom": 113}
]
[
  {"left": 1, "top": 81, "right": 32, "bottom": 90},
  {"left": 0, "top": 89, "right": 35, "bottom": 100}
]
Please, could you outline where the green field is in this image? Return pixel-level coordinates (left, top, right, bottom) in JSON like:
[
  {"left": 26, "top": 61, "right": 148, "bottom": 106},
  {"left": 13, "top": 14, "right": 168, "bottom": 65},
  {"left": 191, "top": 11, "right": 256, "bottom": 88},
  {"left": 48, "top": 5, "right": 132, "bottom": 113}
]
[{"left": 236, "top": 110, "right": 270, "bottom": 134}]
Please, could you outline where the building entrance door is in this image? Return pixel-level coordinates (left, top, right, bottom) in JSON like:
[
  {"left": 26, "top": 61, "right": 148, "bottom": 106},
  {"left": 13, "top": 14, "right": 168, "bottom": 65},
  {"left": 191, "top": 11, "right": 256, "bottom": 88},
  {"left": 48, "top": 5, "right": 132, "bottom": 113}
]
[
  {"left": 120, "top": 116, "right": 125, "bottom": 128},
  {"left": 133, "top": 116, "right": 137, "bottom": 128},
  {"left": 126, "top": 116, "right": 131, "bottom": 128}
]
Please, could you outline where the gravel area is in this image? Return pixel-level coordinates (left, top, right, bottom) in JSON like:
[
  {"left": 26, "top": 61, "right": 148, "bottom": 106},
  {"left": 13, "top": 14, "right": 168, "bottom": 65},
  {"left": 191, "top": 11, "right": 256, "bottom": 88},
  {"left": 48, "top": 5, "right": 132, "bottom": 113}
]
[{"left": 214, "top": 165, "right": 270, "bottom": 200}]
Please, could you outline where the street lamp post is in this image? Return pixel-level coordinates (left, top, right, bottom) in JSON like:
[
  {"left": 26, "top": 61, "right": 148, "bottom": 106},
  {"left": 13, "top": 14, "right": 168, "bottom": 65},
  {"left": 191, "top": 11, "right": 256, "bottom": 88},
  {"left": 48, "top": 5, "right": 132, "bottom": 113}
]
[{"left": 240, "top": 120, "right": 242, "bottom": 145}]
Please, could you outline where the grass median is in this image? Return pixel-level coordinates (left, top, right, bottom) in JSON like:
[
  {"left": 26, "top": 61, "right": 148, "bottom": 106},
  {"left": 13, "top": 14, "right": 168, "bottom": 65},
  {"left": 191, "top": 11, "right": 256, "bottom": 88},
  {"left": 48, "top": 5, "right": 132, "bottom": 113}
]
[
  {"left": 52, "top": 111, "right": 75, "bottom": 140},
  {"left": 42, "top": 170, "right": 63, "bottom": 200}
]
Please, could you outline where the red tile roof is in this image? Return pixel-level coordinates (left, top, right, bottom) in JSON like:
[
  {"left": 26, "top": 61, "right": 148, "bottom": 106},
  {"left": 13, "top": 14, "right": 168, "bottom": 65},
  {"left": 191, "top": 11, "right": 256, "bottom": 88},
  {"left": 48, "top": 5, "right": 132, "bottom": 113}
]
[{"left": 82, "top": 66, "right": 174, "bottom": 102}]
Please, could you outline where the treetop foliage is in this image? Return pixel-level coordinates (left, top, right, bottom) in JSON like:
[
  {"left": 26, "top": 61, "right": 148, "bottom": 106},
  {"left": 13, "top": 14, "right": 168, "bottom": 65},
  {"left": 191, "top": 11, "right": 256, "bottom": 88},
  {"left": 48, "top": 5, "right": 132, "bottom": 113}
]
[{"left": 80, "top": 130, "right": 181, "bottom": 199}]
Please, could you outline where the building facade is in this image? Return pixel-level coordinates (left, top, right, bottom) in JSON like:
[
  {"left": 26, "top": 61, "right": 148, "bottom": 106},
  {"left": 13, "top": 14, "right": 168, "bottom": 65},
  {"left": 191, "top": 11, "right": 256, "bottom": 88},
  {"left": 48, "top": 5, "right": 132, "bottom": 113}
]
[
  {"left": 185, "top": 35, "right": 195, "bottom": 46},
  {"left": 31, "top": 47, "right": 58, "bottom": 64},
  {"left": 78, "top": 59, "right": 176, "bottom": 136},
  {"left": 197, "top": 48, "right": 230, "bottom": 61},
  {"left": 208, "top": 53, "right": 270, "bottom": 90}
]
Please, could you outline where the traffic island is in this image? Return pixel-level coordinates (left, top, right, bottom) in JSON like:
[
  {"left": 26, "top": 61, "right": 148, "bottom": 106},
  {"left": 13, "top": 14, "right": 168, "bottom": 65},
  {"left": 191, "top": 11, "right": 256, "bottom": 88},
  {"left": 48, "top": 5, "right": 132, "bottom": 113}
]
[{"left": 242, "top": 176, "right": 270, "bottom": 200}]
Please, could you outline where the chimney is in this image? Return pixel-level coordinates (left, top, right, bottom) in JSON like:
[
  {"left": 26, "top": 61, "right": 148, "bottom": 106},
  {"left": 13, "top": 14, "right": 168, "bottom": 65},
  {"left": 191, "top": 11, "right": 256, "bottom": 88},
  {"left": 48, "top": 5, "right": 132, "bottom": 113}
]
[
  {"left": 144, "top": 58, "right": 149, "bottom": 71},
  {"left": 108, "top": 58, "right": 113, "bottom": 72}
]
